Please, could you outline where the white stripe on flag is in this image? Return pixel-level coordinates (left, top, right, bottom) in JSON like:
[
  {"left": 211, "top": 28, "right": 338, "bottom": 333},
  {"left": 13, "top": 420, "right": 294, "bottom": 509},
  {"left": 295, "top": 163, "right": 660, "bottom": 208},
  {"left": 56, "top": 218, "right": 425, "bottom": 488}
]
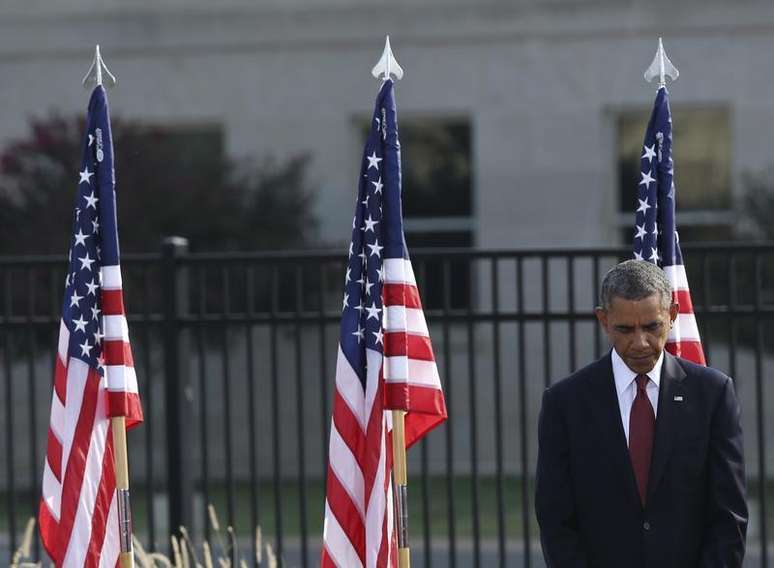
[
  {"left": 41, "top": 462, "right": 62, "bottom": 522},
  {"left": 364, "top": 348, "right": 382, "bottom": 426},
  {"left": 670, "top": 313, "right": 701, "bottom": 342},
  {"left": 62, "top": 379, "right": 110, "bottom": 567},
  {"left": 383, "top": 306, "right": 429, "bottom": 336},
  {"left": 61, "top": 359, "right": 90, "bottom": 476},
  {"left": 102, "top": 315, "right": 129, "bottom": 342},
  {"left": 50, "top": 395, "right": 66, "bottom": 442},
  {"left": 105, "top": 365, "right": 139, "bottom": 393},
  {"left": 335, "top": 346, "right": 367, "bottom": 430},
  {"left": 99, "top": 490, "right": 121, "bottom": 568},
  {"left": 328, "top": 425, "right": 366, "bottom": 519},
  {"left": 323, "top": 502, "right": 364, "bottom": 568},
  {"left": 383, "top": 356, "right": 441, "bottom": 387},
  {"left": 663, "top": 264, "right": 689, "bottom": 291},
  {"left": 58, "top": 320, "right": 70, "bottom": 363},
  {"left": 101, "top": 265, "right": 123, "bottom": 290},
  {"left": 383, "top": 258, "right": 416, "bottom": 286},
  {"left": 365, "top": 419, "right": 388, "bottom": 568}
]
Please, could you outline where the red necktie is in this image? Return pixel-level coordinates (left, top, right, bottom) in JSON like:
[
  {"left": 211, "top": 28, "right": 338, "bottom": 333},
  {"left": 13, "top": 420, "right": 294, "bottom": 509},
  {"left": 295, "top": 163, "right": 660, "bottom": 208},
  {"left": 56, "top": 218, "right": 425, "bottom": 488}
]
[{"left": 629, "top": 374, "right": 656, "bottom": 506}]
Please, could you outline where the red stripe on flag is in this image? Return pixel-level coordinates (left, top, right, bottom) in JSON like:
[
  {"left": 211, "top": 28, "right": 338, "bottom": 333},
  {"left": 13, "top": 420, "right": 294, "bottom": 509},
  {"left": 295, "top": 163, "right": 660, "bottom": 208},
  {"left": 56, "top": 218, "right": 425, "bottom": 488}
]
[
  {"left": 39, "top": 498, "right": 60, "bottom": 563},
  {"left": 321, "top": 547, "right": 339, "bottom": 568},
  {"left": 47, "top": 428, "right": 63, "bottom": 481},
  {"left": 383, "top": 283, "right": 422, "bottom": 309},
  {"left": 326, "top": 464, "right": 366, "bottom": 562},
  {"left": 362, "top": 379, "right": 387, "bottom": 502},
  {"left": 384, "top": 384, "right": 448, "bottom": 449},
  {"left": 107, "top": 392, "right": 144, "bottom": 429},
  {"left": 673, "top": 289, "right": 695, "bottom": 314},
  {"left": 102, "top": 340, "right": 134, "bottom": 367},
  {"left": 54, "top": 357, "right": 67, "bottom": 404},
  {"left": 666, "top": 340, "right": 706, "bottom": 366},
  {"left": 332, "top": 392, "right": 366, "bottom": 471},
  {"left": 85, "top": 430, "right": 116, "bottom": 568},
  {"left": 54, "top": 366, "right": 101, "bottom": 563},
  {"left": 101, "top": 289, "right": 125, "bottom": 316},
  {"left": 383, "top": 332, "right": 435, "bottom": 361}
]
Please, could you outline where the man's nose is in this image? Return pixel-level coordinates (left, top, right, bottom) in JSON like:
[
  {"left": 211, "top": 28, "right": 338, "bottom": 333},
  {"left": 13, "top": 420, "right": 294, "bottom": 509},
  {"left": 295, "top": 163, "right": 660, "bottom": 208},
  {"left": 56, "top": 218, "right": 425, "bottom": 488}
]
[{"left": 633, "top": 330, "right": 649, "bottom": 349}]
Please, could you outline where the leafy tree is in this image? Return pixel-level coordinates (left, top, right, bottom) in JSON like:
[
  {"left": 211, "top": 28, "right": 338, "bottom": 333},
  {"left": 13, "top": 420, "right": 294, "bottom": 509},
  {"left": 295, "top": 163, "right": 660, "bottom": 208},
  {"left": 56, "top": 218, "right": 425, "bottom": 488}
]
[{"left": 0, "top": 114, "right": 317, "bottom": 254}]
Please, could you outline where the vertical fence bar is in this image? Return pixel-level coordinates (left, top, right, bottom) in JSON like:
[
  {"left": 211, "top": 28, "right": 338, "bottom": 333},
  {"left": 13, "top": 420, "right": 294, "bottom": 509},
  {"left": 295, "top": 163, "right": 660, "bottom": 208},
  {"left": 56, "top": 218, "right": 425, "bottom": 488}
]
[
  {"left": 466, "top": 257, "right": 481, "bottom": 567},
  {"left": 728, "top": 256, "right": 737, "bottom": 381},
  {"left": 245, "top": 264, "right": 260, "bottom": 562},
  {"left": 294, "top": 265, "right": 309, "bottom": 567},
  {"left": 161, "top": 237, "right": 193, "bottom": 539},
  {"left": 26, "top": 268, "right": 40, "bottom": 560},
  {"left": 421, "top": 437, "right": 431, "bottom": 568},
  {"left": 517, "top": 256, "right": 531, "bottom": 568},
  {"left": 442, "top": 260, "right": 456, "bottom": 568},
  {"left": 490, "top": 259, "right": 506, "bottom": 566},
  {"left": 196, "top": 265, "right": 210, "bottom": 543},
  {"left": 542, "top": 256, "right": 551, "bottom": 390},
  {"left": 592, "top": 255, "right": 601, "bottom": 359},
  {"left": 141, "top": 266, "right": 156, "bottom": 549},
  {"left": 4, "top": 269, "right": 17, "bottom": 555},
  {"left": 701, "top": 252, "right": 712, "bottom": 363},
  {"left": 567, "top": 256, "right": 576, "bottom": 372},
  {"left": 269, "top": 265, "right": 284, "bottom": 558},
  {"left": 220, "top": 266, "right": 235, "bottom": 540},
  {"left": 319, "top": 263, "right": 330, "bottom": 475},
  {"left": 754, "top": 253, "right": 768, "bottom": 567},
  {"left": 415, "top": 261, "right": 432, "bottom": 568}
]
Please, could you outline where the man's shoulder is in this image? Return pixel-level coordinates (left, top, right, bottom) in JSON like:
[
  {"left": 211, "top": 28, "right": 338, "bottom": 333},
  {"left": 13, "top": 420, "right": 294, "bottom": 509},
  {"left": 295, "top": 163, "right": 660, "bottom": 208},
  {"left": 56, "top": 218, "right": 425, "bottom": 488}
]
[
  {"left": 546, "top": 355, "right": 609, "bottom": 399},
  {"left": 673, "top": 354, "right": 733, "bottom": 391}
]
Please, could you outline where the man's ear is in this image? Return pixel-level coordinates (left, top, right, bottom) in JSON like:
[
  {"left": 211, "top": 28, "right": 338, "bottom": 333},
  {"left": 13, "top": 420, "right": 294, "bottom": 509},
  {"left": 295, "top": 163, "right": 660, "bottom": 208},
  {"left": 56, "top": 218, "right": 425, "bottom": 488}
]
[
  {"left": 595, "top": 306, "right": 608, "bottom": 331},
  {"left": 669, "top": 301, "right": 679, "bottom": 323}
]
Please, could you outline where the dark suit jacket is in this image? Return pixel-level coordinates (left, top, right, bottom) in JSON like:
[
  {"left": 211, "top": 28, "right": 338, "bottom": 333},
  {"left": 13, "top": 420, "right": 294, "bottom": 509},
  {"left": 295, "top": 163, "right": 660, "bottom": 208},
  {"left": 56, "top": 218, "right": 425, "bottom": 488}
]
[{"left": 535, "top": 351, "right": 747, "bottom": 568}]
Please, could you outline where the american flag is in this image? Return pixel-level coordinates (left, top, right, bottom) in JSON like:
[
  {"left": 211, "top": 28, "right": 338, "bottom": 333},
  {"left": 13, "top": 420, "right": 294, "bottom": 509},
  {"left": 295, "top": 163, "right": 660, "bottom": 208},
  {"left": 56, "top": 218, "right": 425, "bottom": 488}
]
[
  {"left": 321, "top": 79, "right": 447, "bottom": 567},
  {"left": 633, "top": 86, "right": 706, "bottom": 365},
  {"left": 39, "top": 85, "right": 143, "bottom": 566}
]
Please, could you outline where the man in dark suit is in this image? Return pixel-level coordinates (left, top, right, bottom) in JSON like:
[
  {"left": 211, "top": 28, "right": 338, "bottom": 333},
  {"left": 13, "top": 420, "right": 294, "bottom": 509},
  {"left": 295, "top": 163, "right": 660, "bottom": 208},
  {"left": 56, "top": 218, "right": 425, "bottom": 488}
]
[{"left": 535, "top": 260, "right": 747, "bottom": 567}]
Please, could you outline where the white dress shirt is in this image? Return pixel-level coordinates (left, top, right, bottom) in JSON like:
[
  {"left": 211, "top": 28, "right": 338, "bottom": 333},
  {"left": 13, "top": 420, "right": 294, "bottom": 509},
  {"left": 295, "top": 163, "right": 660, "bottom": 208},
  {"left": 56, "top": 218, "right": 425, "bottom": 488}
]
[{"left": 611, "top": 348, "right": 663, "bottom": 445}]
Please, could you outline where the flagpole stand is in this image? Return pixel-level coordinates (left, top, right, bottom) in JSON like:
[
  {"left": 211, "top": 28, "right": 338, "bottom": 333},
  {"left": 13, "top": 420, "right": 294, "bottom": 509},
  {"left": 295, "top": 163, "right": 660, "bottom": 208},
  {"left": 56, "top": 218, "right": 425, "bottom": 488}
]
[{"left": 391, "top": 410, "right": 410, "bottom": 568}]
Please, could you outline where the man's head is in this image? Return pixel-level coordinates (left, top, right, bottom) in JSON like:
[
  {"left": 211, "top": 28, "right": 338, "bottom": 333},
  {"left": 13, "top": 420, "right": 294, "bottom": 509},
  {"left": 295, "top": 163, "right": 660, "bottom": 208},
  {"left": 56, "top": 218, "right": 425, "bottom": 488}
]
[{"left": 595, "top": 260, "right": 679, "bottom": 374}]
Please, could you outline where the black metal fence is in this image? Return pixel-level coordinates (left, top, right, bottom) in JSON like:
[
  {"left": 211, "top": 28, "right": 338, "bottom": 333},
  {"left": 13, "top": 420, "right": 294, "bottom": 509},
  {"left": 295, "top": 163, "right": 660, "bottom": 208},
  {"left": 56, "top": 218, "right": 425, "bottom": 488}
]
[{"left": 2, "top": 241, "right": 774, "bottom": 567}]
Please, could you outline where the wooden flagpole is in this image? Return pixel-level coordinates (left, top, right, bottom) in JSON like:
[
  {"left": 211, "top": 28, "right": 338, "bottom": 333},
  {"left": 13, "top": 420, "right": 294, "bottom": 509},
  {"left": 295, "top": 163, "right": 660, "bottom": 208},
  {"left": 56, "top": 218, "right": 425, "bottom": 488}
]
[
  {"left": 84, "top": 45, "right": 134, "bottom": 567},
  {"left": 391, "top": 410, "right": 410, "bottom": 568},
  {"left": 111, "top": 417, "right": 135, "bottom": 568}
]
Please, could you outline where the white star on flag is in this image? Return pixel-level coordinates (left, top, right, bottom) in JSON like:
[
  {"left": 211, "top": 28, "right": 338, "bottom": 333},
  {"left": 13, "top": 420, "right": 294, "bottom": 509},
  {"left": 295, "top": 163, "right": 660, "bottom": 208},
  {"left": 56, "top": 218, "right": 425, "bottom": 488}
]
[
  {"left": 366, "top": 152, "right": 382, "bottom": 170},
  {"left": 79, "top": 167, "right": 94, "bottom": 184}
]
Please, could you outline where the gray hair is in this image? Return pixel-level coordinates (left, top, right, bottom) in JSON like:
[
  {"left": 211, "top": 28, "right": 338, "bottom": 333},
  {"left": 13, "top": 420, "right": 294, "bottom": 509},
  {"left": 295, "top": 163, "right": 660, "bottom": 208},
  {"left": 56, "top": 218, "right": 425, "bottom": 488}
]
[{"left": 599, "top": 260, "right": 673, "bottom": 310}]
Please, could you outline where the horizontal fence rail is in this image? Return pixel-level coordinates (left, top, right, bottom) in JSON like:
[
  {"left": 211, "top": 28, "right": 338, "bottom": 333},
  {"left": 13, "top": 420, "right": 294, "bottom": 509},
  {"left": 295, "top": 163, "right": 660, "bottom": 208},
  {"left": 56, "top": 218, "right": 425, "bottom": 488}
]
[{"left": 1, "top": 241, "right": 773, "bottom": 567}]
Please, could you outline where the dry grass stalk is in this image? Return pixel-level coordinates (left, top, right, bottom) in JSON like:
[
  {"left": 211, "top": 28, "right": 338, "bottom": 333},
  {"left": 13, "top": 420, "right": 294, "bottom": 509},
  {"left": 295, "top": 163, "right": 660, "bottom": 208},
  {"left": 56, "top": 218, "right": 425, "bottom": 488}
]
[
  {"left": 202, "top": 541, "right": 214, "bottom": 568},
  {"left": 254, "top": 527, "right": 262, "bottom": 565},
  {"left": 170, "top": 535, "right": 183, "bottom": 568},
  {"left": 265, "top": 543, "right": 277, "bottom": 568},
  {"left": 11, "top": 517, "right": 37, "bottom": 567},
  {"left": 179, "top": 526, "right": 200, "bottom": 567}
]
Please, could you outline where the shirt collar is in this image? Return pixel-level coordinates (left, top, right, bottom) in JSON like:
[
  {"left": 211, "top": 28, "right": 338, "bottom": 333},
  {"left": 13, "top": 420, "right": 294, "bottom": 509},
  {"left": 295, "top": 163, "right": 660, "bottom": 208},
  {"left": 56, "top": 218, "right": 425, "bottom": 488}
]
[{"left": 611, "top": 348, "right": 664, "bottom": 397}]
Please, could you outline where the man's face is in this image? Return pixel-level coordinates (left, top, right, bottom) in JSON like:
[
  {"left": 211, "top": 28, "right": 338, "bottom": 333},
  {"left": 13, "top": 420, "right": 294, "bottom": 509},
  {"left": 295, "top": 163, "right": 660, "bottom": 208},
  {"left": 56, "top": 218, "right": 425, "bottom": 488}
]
[{"left": 595, "top": 293, "right": 679, "bottom": 374}]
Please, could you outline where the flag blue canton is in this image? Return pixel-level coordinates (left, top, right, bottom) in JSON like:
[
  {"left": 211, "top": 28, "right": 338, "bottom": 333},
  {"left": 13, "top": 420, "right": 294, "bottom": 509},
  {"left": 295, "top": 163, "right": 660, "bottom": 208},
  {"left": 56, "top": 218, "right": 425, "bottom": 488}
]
[
  {"left": 62, "top": 86, "right": 119, "bottom": 370},
  {"left": 633, "top": 86, "right": 682, "bottom": 268},
  {"left": 339, "top": 80, "right": 404, "bottom": 388}
]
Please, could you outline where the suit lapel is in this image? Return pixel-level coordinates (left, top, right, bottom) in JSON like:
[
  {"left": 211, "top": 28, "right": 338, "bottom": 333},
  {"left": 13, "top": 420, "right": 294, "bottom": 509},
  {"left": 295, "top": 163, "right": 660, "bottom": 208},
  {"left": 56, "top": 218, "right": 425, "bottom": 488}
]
[
  {"left": 590, "top": 353, "right": 642, "bottom": 511},
  {"left": 646, "top": 351, "right": 687, "bottom": 503}
]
